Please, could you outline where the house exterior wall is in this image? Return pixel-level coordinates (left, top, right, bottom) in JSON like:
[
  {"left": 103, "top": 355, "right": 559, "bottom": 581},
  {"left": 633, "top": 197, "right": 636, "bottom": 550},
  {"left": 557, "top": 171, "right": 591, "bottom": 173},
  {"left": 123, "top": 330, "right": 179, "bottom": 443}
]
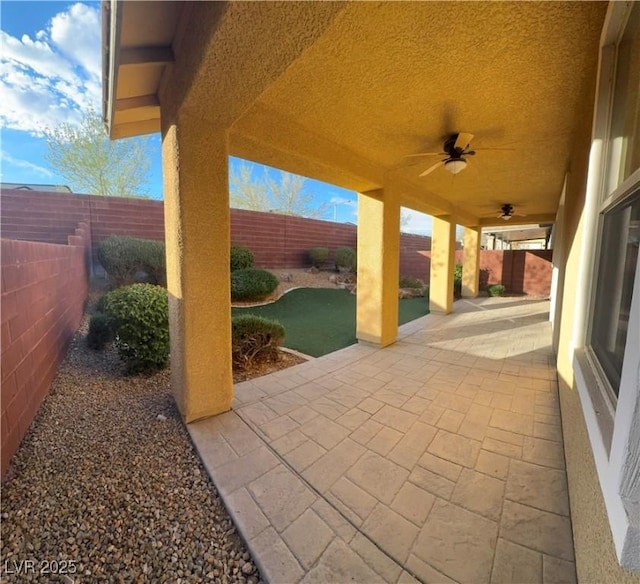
[
  {"left": 552, "top": 44, "right": 639, "bottom": 580},
  {"left": 1, "top": 231, "right": 90, "bottom": 478}
]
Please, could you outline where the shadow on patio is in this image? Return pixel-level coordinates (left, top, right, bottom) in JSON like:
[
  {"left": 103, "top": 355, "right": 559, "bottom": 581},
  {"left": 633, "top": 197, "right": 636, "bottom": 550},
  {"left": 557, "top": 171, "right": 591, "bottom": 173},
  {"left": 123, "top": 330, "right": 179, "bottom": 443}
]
[{"left": 189, "top": 297, "right": 573, "bottom": 584}]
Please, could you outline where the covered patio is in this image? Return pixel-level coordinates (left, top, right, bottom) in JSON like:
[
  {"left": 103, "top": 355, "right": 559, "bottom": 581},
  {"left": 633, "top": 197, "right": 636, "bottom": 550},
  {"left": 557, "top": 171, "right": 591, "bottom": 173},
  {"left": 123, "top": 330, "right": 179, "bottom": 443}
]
[
  {"left": 189, "top": 297, "right": 571, "bottom": 583},
  {"left": 103, "top": 1, "right": 640, "bottom": 581}
]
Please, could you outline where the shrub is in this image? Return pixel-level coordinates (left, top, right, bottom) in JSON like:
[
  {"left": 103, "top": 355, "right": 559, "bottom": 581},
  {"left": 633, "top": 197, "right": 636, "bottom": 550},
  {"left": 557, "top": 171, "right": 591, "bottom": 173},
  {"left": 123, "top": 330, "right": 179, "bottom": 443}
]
[
  {"left": 87, "top": 313, "right": 114, "bottom": 350},
  {"left": 309, "top": 247, "right": 329, "bottom": 269},
  {"left": 98, "top": 235, "right": 167, "bottom": 287},
  {"left": 399, "top": 275, "right": 425, "bottom": 289},
  {"left": 231, "top": 268, "right": 279, "bottom": 301},
  {"left": 230, "top": 246, "right": 254, "bottom": 272},
  {"left": 97, "top": 236, "right": 142, "bottom": 287},
  {"left": 454, "top": 263, "right": 463, "bottom": 298},
  {"left": 101, "top": 284, "right": 169, "bottom": 374},
  {"left": 335, "top": 247, "right": 357, "bottom": 272},
  {"left": 139, "top": 239, "right": 166, "bottom": 286},
  {"left": 232, "top": 315, "right": 285, "bottom": 369},
  {"left": 96, "top": 293, "right": 109, "bottom": 314},
  {"left": 487, "top": 284, "right": 506, "bottom": 297}
]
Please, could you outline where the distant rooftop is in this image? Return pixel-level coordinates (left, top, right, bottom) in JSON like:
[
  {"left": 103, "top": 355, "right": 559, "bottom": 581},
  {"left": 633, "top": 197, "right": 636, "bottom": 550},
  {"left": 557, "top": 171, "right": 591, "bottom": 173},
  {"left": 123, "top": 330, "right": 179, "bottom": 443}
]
[{"left": 1, "top": 183, "right": 73, "bottom": 193}]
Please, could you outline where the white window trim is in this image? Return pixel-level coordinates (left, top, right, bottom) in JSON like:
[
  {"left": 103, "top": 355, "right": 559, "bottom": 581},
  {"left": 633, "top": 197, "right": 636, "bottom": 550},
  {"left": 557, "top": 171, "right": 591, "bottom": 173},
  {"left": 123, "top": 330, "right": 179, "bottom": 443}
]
[
  {"left": 574, "top": 250, "right": 640, "bottom": 570},
  {"left": 571, "top": 0, "right": 640, "bottom": 571}
]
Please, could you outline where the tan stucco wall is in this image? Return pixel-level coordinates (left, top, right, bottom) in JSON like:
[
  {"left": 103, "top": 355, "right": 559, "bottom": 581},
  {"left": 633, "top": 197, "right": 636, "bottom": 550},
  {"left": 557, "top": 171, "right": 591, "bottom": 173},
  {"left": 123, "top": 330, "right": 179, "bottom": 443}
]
[
  {"left": 461, "top": 226, "right": 481, "bottom": 298},
  {"left": 560, "top": 386, "right": 640, "bottom": 584},
  {"left": 555, "top": 56, "right": 640, "bottom": 582},
  {"left": 429, "top": 216, "right": 455, "bottom": 314},
  {"left": 356, "top": 189, "right": 400, "bottom": 346},
  {"left": 162, "top": 117, "right": 234, "bottom": 422}
]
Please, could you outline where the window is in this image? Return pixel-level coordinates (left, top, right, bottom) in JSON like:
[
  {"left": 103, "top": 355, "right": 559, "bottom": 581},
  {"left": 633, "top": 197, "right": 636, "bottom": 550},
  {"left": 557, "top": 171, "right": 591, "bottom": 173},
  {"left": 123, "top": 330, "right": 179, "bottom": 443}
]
[
  {"left": 589, "top": 0, "right": 640, "bottom": 402},
  {"left": 591, "top": 192, "right": 640, "bottom": 397},
  {"left": 606, "top": 1, "right": 640, "bottom": 195},
  {"left": 572, "top": 1, "right": 640, "bottom": 570}
]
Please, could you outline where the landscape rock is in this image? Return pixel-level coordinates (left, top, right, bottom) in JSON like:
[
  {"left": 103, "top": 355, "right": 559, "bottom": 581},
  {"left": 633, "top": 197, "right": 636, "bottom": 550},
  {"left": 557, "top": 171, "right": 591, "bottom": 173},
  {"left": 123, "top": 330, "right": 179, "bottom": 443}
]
[{"left": 1, "top": 315, "right": 260, "bottom": 583}]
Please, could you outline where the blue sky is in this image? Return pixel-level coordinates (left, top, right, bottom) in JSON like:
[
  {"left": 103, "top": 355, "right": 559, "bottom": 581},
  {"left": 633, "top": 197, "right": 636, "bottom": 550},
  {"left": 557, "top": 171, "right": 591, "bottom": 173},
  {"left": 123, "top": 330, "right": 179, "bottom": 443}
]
[{"left": 0, "top": 1, "right": 433, "bottom": 233}]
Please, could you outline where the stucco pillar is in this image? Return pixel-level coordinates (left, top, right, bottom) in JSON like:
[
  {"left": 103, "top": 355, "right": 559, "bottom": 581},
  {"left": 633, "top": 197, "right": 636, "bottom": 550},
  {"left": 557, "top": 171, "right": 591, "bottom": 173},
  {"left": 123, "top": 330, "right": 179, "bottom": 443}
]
[
  {"left": 162, "top": 118, "right": 233, "bottom": 422},
  {"left": 430, "top": 216, "right": 455, "bottom": 314},
  {"left": 462, "top": 226, "right": 481, "bottom": 298},
  {"left": 356, "top": 189, "right": 400, "bottom": 346}
]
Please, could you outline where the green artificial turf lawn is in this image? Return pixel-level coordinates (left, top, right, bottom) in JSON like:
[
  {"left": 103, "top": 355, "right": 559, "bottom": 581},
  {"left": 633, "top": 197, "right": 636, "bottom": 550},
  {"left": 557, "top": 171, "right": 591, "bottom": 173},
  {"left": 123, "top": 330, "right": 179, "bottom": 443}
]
[{"left": 232, "top": 288, "right": 429, "bottom": 358}]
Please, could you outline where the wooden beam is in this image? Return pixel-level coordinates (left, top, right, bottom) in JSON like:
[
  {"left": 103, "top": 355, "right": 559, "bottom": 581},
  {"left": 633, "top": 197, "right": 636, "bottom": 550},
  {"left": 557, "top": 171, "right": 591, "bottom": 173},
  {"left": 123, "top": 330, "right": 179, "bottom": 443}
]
[
  {"left": 120, "top": 46, "right": 174, "bottom": 67},
  {"left": 116, "top": 95, "right": 160, "bottom": 111}
]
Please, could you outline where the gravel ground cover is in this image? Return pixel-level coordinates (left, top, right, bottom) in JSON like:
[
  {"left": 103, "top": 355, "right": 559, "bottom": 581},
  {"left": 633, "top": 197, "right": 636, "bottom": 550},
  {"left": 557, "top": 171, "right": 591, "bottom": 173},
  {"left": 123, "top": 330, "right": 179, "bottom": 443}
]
[{"left": 1, "top": 318, "right": 262, "bottom": 584}]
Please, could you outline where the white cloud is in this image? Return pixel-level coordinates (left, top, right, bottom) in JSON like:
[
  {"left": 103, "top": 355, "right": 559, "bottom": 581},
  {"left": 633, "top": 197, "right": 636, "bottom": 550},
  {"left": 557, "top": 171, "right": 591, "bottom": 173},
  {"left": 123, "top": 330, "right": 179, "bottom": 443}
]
[
  {"left": 1, "top": 151, "right": 54, "bottom": 177},
  {"left": 0, "top": 3, "right": 101, "bottom": 135},
  {"left": 50, "top": 3, "right": 101, "bottom": 80}
]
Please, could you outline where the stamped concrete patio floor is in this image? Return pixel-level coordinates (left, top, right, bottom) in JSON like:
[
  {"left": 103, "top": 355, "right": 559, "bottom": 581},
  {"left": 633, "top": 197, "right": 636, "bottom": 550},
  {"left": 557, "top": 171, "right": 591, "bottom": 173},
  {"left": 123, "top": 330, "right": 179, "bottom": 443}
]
[{"left": 189, "top": 297, "right": 574, "bottom": 584}]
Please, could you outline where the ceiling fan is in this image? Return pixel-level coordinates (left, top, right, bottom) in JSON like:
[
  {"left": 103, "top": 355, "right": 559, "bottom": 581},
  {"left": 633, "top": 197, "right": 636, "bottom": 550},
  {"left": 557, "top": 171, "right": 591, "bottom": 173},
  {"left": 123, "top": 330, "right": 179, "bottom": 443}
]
[
  {"left": 405, "top": 132, "right": 511, "bottom": 176},
  {"left": 496, "top": 204, "right": 526, "bottom": 221}
]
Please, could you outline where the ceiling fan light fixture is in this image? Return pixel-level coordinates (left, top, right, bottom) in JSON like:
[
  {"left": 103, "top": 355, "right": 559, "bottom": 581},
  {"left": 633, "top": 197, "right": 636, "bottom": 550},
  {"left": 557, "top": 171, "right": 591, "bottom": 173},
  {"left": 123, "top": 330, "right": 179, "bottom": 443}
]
[
  {"left": 501, "top": 213, "right": 512, "bottom": 221},
  {"left": 444, "top": 158, "right": 467, "bottom": 175}
]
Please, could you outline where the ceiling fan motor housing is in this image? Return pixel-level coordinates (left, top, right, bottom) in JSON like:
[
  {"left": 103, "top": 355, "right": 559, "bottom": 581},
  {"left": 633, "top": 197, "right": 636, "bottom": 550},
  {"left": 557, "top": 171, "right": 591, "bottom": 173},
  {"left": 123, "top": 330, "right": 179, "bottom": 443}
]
[
  {"left": 500, "top": 204, "right": 514, "bottom": 219},
  {"left": 444, "top": 136, "right": 464, "bottom": 157}
]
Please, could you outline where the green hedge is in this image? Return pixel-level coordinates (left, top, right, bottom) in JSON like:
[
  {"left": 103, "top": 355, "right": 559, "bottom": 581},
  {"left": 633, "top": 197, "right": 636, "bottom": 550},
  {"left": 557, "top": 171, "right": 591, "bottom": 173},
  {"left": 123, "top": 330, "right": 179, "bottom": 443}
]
[
  {"left": 232, "top": 315, "right": 285, "bottom": 369},
  {"left": 101, "top": 283, "right": 169, "bottom": 374},
  {"left": 309, "top": 247, "right": 329, "bottom": 268},
  {"left": 86, "top": 313, "right": 114, "bottom": 350},
  {"left": 230, "top": 246, "right": 255, "bottom": 272},
  {"left": 487, "top": 284, "right": 506, "bottom": 297},
  {"left": 231, "top": 268, "right": 279, "bottom": 301},
  {"left": 454, "top": 263, "right": 463, "bottom": 298},
  {"left": 139, "top": 239, "right": 166, "bottom": 286},
  {"left": 97, "top": 236, "right": 142, "bottom": 287},
  {"left": 335, "top": 247, "right": 356, "bottom": 272},
  {"left": 399, "top": 275, "right": 425, "bottom": 289},
  {"left": 97, "top": 235, "right": 166, "bottom": 287}
]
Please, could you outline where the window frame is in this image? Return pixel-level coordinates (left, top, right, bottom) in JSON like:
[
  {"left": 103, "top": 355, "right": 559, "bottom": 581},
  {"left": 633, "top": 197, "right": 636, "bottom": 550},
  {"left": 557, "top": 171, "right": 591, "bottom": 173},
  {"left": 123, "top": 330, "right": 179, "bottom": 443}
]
[{"left": 572, "top": 0, "right": 640, "bottom": 571}]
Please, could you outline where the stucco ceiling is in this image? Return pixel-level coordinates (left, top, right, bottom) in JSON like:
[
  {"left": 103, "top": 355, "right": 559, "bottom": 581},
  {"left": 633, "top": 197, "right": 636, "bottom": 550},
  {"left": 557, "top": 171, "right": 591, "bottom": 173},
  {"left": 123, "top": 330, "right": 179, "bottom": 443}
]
[{"left": 105, "top": 1, "right": 607, "bottom": 226}]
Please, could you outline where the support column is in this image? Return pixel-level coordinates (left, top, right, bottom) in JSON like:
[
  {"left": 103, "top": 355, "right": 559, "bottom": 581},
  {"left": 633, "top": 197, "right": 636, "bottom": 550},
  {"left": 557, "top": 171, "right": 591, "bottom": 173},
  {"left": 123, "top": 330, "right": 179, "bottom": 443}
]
[
  {"left": 430, "top": 216, "right": 456, "bottom": 314},
  {"left": 163, "top": 116, "right": 233, "bottom": 422},
  {"left": 462, "top": 226, "right": 481, "bottom": 298},
  {"left": 356, "top": 189, "right": 400, "bottom": 346}
]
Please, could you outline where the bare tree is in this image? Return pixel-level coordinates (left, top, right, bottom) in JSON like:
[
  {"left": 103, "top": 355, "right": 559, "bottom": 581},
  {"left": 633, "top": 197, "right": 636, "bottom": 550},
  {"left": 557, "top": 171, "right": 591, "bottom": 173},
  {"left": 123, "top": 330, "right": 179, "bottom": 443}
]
[
  {"left": 229, "top": 162, "right": 328, "bottom": 219},
  {"left": 45, "top": 110, "right": 151, "bottom": 197}
]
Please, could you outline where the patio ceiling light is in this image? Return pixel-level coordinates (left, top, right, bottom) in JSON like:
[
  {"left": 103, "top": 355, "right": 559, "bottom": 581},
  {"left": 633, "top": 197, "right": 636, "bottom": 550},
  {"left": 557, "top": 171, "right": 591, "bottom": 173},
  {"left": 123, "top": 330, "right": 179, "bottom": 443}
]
[{"left": 444, "top": 159, "right": 467, "bottom": 175}]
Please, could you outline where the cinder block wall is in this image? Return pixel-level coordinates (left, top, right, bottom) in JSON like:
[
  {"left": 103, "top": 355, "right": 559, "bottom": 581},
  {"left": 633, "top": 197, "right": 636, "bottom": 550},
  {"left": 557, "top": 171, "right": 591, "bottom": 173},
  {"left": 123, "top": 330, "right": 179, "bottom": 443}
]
[
  {"left": 1, "top": 228, "right": 90, "bottom": 478},
  {"left": 0, "top": 190, "right": 433, "bottom": 278},
  {"left": 446, "top": 250, "right": 553, "bottom": 296},
  {"left": 229, "top": 209, "right": 357, "bottom": 269}
]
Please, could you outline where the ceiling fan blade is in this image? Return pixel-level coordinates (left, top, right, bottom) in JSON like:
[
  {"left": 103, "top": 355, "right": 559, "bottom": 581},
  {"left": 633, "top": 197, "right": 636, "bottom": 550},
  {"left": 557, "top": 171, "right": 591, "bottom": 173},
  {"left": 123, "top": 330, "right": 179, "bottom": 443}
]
[
  {"left": 403, "top": 152, "right": 446, "bottom": 158},
  {"left": 455, "top": 132, "right": 474, "bottom": 150},
  {"left": 473, "top": 147, "right": 515, "bottom": 152},
  {"left": 419, "top": 161, "right": 444, "bottom": 177}
]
